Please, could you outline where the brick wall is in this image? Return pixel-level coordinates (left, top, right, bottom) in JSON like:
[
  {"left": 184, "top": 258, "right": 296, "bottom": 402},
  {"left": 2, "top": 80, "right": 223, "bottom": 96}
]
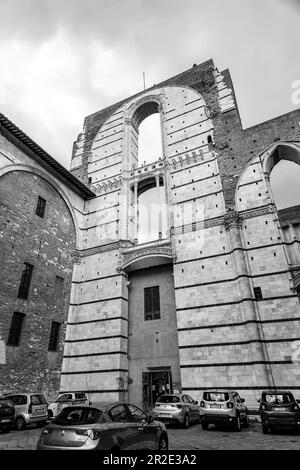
[{"left": 0, "top": 170, "right": 76, "bottom": 400}]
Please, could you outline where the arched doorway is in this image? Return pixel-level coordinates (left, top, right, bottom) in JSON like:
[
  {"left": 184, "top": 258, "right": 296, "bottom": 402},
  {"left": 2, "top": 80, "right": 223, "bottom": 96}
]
[{"left": 265, "top": 144, "right": 300, "bottom": 268}]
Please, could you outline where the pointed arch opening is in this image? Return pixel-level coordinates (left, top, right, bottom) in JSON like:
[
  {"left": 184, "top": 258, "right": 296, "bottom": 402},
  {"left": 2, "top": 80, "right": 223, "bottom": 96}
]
[
  {"left": 265, "top": 144, "right": 300, "bottom": 269},
  {"left": 130, "top": 100, "right": 164, "bottom": 169}
]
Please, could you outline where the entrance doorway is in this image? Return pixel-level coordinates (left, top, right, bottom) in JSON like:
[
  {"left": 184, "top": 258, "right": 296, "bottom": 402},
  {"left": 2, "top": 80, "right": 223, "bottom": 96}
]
[{"left": 142, "top": 369, "right": 172, "bottom": 410}]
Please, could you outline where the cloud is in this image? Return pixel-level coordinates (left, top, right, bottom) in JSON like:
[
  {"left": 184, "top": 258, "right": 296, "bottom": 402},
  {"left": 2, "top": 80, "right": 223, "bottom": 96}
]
[{"left": 0, "top": 0, "right": 299, "bottom": 173}]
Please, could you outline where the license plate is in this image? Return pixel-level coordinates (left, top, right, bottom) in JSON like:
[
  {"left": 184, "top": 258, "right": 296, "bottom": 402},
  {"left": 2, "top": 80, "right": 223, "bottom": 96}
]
[
  {"left": 33, "top": 408, "right": 45, "bottom": 415},
  {"left": 210, "top": 404, "right": 221, "bottom": 409},
  {"left": 0, "top": 419, "right": 10, "bottom": 423},
  {"left": 273, "top": 407, "right": 286, "bottom": 412},
  {"left": 160, "top": 414, "right": 171, "bottom": 418}
]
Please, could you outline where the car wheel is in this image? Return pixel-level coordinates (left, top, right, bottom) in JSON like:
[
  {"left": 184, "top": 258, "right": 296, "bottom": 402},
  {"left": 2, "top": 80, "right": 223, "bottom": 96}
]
[
  {"left": 15, "top": 416, "right": 26, "bottom": 431},
  {"left": 183, "top": 414, "right": 190, "bottom": 428},
  {"left": 234, "top": 415, "right": 241, "bottom": 432},
  {"left": 158, "top": 434, "right": 168, "bottom": 450},
  {"left": 201, "top": 422, "right": 209, "bottom": 430}
]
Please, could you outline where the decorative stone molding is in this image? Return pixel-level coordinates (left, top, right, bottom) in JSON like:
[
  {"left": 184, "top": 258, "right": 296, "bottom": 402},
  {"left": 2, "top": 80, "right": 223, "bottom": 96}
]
[
  {"left": 224, "top": 211, "right": 243, "bottom": 231},
  {"left": 169, "top": 149, "right": 206, "bottom": 169},
  {"left": 124, "top": 159, "right": 166, "bottom": 182},
  {"left": 78, "top": 242, "right": 120, "bottom": 257},
  {"left": 91, "top": 176, "right": 123, "bottom": 194},
  {"left": 124, "top": 93, "right": 163, "bottom": 120},
  {"left": 119, "top": 241, "right": 173, "bottom": 270},
  {"left": 239, "top": 204, "right": 275, "bottom": 220}
]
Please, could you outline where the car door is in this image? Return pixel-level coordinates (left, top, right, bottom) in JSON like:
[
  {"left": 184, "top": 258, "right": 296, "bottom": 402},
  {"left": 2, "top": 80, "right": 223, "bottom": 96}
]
[
  {"left": 236, "top": 394, "right": 247, "bottom": 420},
  {"left": 127, "top": 404, "right": 157, "bottom": 450},
  {"left": 30, "top": 394, "right": 47, "bottom": 419},
  {"left": 233, "top": 393, "right": 245, "bottom": 420},
  {"left": 7, "top": 394, "right": 27, "bottom": 419},
  {"left": 56, "top": 393, "right": 73, "bottom": 415},
  {"left": 181, "top": 395, "right": 193, "bottom": 420},
  {"left": 186, "top": 394, "right": 200, "bottom": 422},
  {"left": 109, "top": 404, "right": 141, "bottom": 450}
]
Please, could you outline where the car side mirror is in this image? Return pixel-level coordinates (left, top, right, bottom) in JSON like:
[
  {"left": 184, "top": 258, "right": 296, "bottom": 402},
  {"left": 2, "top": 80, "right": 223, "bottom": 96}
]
[
  {"left": 257, "top": 398, "right": 261, "bottom": 403},
  {"left": 146, "top": 414, "right": 154, "bottom": 424},
  {"left": 241, "top": 398, "right": 245, "bottom": 403},
  {"left": 194, "top": 400, "right": 198, "bottom": 405}
]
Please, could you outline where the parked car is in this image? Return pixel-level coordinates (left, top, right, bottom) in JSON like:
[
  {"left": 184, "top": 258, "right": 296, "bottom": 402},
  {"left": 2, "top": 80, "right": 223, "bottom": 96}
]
[
  {"left": 36, "top": 402, "right": 168, "bottom": 450},
  {"left": 200, "top": 390, "right": 249, "bottom": 431},
  {"left": 0, "top": 398, "right": 15, "bottom": 432},
  {"left": 5, "top": 393, "right": 48, "bottom": 430},
  {"left": 259, "top": 390, "right": 300, "bottom": 433},
  {"left": 151, "top": 393, "right": 200, "bottom": 428},
  {"left": 48, "top": 392, "right": 89, "bottom": 419}
]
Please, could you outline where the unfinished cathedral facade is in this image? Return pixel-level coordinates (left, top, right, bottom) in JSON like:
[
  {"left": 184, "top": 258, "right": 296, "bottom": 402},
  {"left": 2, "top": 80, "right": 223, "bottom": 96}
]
[{"left": 1, "top": 59, "right": 300, "bottom": 407}]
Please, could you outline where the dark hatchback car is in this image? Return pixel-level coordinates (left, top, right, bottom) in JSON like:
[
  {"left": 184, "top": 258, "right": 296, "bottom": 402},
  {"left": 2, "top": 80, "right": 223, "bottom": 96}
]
[
  {"left": 259, "top": 391, "right": 300, "bottom": 433},
  {"left": 36, "top": 402, "right": 168, "bottom": 450},
  {"left": 0, "top": 398, "right": 15, "bottom": 432}
]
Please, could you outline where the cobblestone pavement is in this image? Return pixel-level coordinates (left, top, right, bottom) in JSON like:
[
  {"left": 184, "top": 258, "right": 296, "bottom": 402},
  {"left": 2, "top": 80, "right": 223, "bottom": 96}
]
[{"left": 0, "top": 421, "right": 300, "bottom": 450}]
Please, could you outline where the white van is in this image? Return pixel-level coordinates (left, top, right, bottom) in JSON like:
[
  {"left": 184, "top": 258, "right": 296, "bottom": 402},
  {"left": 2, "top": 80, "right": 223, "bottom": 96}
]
[{"left": 48, "top": 392, "right": 89, "bottom": 418}]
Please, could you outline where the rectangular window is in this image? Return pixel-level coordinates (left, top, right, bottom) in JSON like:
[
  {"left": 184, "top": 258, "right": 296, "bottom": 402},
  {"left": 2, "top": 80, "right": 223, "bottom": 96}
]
[
  {"left": 55, "top": 276, "right": 64, "bottom": 309},
  {"left": 18, "top": 263, "right": 34, "bottom": 299},
  {"left": 254, "top": 286, "right": 263, "bottom": 300},
  {"left": 48, "top": 322, "right": 60, "bottom": 352},
  {"left": 7, "top": 312, "right": 25, "bottom": 346},
  {"left": 35, "top": 196, "right": 46, "bottom": 218},
  {"left": 144, "top": 286, "right": 160, "bottom": 321}
]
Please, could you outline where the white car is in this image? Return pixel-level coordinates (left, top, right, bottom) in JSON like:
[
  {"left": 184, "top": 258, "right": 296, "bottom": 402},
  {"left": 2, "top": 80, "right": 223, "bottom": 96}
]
[
  {"left": 48, "top": 392, "right": 89, "bottom": 419},
  {"left": 200, "top": 390, "right": 249, "bottom": 431}
]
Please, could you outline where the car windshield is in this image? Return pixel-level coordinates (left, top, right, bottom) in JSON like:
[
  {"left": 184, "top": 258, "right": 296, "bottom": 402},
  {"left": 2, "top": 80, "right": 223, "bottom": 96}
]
[
  {"left": 0, "top": 399, "right": 13, "bottom": 407},
  {"left": 53, "top": 407, "right": 102, "bottom": 425},
  {"left": 263, "top": 393, "right": 294, "bottom": 404},
  {"left": 203, "top": 392, "right": 230, "bottom": 402},
  {"left": 156, "top": 395, "right": 180, "bottom": 403}
]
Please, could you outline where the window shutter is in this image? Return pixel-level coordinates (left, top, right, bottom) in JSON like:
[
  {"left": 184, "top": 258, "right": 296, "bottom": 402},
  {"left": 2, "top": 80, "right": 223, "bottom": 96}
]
[{"left": 7, "top": 312, "right": 25, "bottom": 346}]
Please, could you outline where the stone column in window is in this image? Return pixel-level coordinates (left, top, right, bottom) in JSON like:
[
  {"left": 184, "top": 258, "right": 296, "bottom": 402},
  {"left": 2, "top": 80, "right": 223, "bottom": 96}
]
[
  {"left": 134, "top": 181, "right": 138, "bottom": 243},
  {"left": 156, "top": 174, "right": 162, "bottom": 239},
  {"left": 289, "top": 225, "right": 300, "bottom": 264}
]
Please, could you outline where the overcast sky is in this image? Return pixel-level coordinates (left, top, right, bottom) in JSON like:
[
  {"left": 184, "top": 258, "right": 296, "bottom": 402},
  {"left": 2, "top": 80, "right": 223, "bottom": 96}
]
[{"left": 0, "top": 0, "right": 299, "bottom": 207}]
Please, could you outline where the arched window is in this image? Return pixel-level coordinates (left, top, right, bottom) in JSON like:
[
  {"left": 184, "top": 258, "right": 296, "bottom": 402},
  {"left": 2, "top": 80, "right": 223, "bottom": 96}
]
[
  {"left": 130, "top": 176, "right": 167, "bottom": 244},
  {"left": 270, "top": 159, "right": 300, "bottom": 209},
  {"left": 138, "top": 114, "right": 163, "bottom": 166},
  {"left": 130, "top": 101, "right": 164, "bottom": 169},
  {"left": 138, "top": 184, "right": 167, "bottom": 244}
]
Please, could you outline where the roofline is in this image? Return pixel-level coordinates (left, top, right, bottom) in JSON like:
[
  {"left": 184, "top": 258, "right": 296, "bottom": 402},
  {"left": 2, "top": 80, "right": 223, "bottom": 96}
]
[{"left": 0, "top": 112, "right": 95, "bottom": 200}]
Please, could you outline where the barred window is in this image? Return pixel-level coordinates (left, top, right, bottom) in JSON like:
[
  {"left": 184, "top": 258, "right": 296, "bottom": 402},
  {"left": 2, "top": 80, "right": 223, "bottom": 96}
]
[
  {"left": 48, "top": 322, "right": 61, "bottom": 352},
  {"left": 35, "top": 196, "right": 46, "bottom": 218},
  {"left": 144, "top": 286, "right": 160, "bottom": 321},
  {"left": 18, "top": 263, "right": 34, "bottom": 299},
  {"left": 7, "top": 312, "right": 25, "bottom": 346}
]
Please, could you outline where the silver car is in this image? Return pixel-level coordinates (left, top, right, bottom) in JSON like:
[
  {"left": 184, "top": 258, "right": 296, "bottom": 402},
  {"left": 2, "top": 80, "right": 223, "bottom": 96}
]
[
  {"left": 151, "top": 393, "right": 200, "bottom": 428},
  {"left": 37, "top": 402, "right": 168, "bottom": 450},
  {"left": 5, "top": 393, "right": 48, "bottom": 430}
]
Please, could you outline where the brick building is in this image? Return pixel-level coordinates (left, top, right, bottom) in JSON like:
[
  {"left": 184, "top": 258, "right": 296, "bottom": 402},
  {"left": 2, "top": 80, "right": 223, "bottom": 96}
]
[
  {"left": 0, "top": 113, "right": 94, "bottom": 399},
  {"left": 1, "top": 59, "right": 300, "bottom": 406}
]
